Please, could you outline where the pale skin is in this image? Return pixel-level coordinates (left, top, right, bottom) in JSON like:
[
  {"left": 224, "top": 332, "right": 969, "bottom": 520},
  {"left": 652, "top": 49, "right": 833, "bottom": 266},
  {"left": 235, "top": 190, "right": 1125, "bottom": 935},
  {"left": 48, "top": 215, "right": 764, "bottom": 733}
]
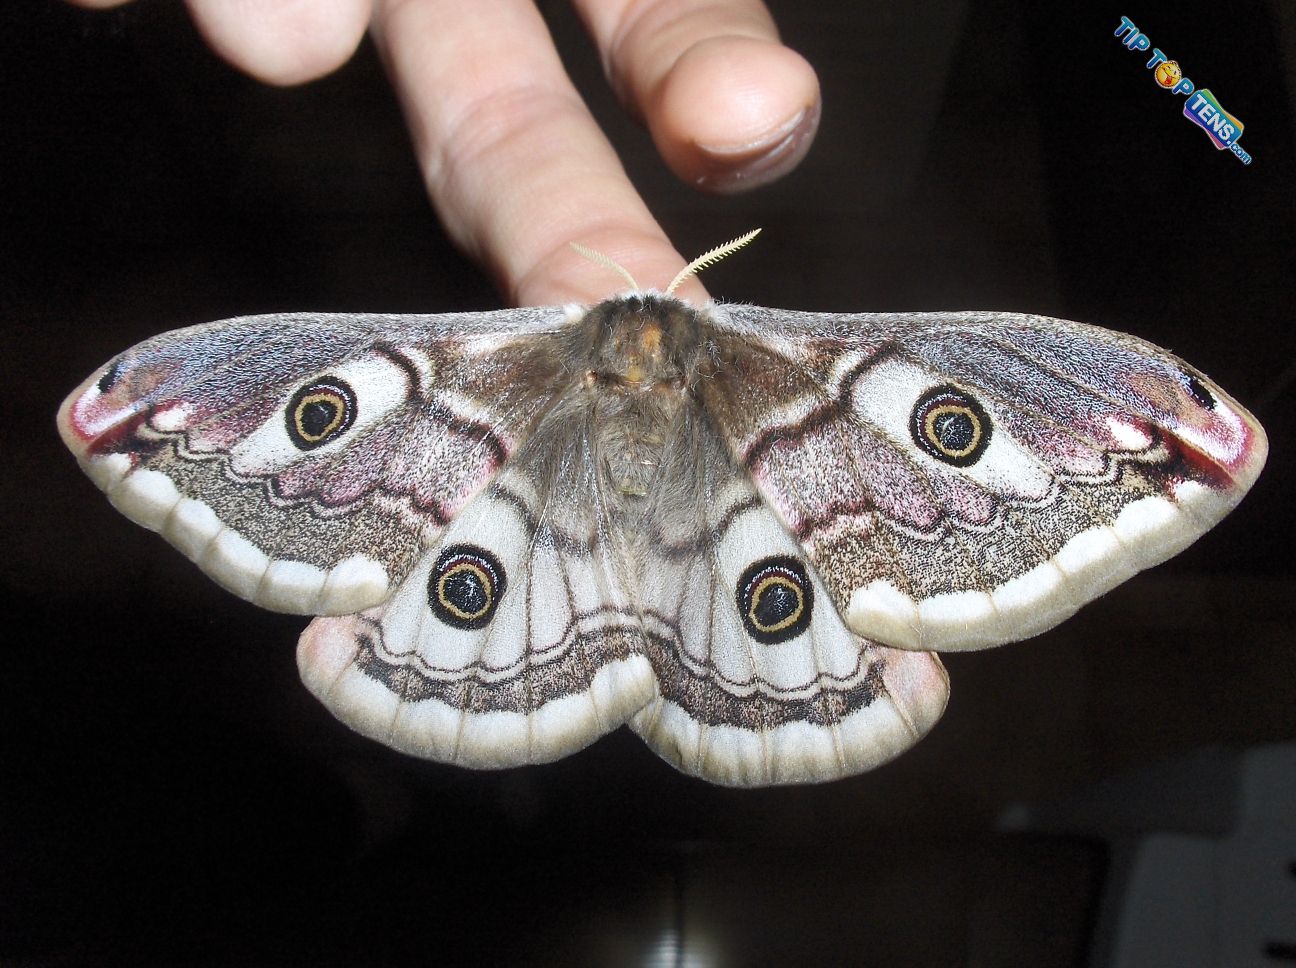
[{"left": 66, "top": 0, "right": 820, "bottom": 306}]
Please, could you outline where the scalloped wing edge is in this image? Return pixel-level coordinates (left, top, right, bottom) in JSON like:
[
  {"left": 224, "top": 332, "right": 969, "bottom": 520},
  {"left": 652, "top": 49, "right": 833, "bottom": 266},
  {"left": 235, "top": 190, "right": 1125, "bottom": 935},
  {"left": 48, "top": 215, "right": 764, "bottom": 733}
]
[
  {"left": 848, "top": 454, "right": 1267, "bottom": 652},
  {"left": 58, "top": 374, "right": 390, "bottom": 615},
  {"left": 630, "top": 646, "right": 949, "bottom": 786},
  {"left": 85, "top": 451, "right": 391, "bottom": 615}
]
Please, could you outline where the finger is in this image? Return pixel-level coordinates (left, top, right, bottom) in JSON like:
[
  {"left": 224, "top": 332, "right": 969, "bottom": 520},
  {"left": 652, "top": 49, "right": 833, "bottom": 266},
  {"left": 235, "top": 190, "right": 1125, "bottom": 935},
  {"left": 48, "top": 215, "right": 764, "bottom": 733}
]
[
  {"left": 185, "top": 0, "right": 373, "bottom": 86},
  {"left": 371, "top": 0, "right": 704, "bottom": 307},
  {"left": 574, "top": 0, "right": 819, "bottom": 193}
]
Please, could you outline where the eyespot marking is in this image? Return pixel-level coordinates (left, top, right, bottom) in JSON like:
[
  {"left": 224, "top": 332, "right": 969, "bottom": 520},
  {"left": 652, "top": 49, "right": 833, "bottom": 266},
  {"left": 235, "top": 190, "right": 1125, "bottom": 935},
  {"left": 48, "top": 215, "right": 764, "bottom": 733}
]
[
  {"left": 97, "top": 360, "right": 123, "bottom": 394},
  {"left": 910, "top": 385, "right": 992, "bottom": 466},
  {"left": 286, "top": 377, "right": 357, "bottom": 450},
  {"left": 737, "top": 556, "right": 813, "bottom": 644},
  {"left": 428, "top": 545, "right": 506, "bottom": 630},
  {"left": 1184, "top": 373, "right": 1216, "bottom": 409}
]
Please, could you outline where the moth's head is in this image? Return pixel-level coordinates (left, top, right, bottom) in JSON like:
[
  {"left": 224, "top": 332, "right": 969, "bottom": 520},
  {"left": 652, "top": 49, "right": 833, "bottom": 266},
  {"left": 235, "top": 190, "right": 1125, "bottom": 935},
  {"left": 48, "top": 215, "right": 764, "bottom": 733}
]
[
  {"left": 560, "top": 231, "right": 765, "bottom": 391},
  {"left": 579, "top": 293, "right": 701, "bottom": 388}
]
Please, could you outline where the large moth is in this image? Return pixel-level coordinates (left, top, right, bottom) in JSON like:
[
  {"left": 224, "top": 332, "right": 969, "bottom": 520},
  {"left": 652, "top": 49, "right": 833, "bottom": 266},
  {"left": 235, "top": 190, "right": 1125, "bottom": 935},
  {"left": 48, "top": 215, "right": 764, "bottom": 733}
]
[{"left": 58, "top": 234, "right": 1266, "bottom": 786}]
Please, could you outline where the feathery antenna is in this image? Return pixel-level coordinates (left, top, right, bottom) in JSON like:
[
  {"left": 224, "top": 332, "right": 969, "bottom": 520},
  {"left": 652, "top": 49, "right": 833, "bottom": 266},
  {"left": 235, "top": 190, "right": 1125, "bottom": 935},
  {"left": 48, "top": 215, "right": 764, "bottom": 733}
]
[
  {"left": 665, "top": 228, "right": 762, "bottom": 296},
  {"left": 570, "top": 228, "right": 762, "bottom": 295},
  {"left": 569, "top": 242, "right": 640, "bottom": 292}
]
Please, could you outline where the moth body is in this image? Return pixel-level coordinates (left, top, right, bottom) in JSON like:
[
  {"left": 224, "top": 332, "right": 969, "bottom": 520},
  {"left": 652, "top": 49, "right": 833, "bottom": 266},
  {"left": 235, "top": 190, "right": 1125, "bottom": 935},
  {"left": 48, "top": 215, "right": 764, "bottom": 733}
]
[{"left": 575, "top": 294, "right": 706, "bottom": 510}]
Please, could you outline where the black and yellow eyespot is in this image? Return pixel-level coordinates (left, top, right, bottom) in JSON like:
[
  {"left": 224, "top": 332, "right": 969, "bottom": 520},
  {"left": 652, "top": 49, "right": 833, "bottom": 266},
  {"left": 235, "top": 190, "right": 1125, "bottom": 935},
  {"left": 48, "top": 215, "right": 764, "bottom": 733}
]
[
  {"left": 285, "top": 378, "right": 357, "bottom": 450},
  {"left": 737, "top": 556, "right": 814, "bottom": 645},
  {"left": 428, "top": 545, "right": 506, "bottom": 630},
  {"left": 910, "top": 385, "right": 992, "bottom": 467}
]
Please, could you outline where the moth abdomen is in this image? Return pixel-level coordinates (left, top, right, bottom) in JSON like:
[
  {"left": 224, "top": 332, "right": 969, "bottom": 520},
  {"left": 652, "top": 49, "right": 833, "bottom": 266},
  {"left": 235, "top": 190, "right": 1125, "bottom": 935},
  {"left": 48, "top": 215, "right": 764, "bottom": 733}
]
[{"left": 594, "top": 396, "right": 679, "bottom": 503}]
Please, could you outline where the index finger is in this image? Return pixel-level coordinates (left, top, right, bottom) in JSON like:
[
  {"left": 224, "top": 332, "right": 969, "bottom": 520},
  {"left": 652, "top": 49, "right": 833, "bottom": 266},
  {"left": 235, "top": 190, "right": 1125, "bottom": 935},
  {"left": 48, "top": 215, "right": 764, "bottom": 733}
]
[{"left": 371, "top": 0, "right": 703, "bottom": 306}]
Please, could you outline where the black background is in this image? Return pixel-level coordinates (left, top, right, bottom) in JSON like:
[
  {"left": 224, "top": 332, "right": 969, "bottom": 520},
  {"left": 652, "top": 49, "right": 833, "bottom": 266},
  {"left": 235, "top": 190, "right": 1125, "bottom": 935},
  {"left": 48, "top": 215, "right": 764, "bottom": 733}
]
[{"left": 3, "top": 1, "right": 1293, "bottom": 965}]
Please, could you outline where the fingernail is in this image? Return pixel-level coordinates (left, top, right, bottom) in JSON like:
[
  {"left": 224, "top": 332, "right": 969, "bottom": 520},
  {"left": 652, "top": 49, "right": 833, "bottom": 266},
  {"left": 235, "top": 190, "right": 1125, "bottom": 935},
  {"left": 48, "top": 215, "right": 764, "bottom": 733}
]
[{"left": 693, "top": 101, "right": 821, "bottom": 193}]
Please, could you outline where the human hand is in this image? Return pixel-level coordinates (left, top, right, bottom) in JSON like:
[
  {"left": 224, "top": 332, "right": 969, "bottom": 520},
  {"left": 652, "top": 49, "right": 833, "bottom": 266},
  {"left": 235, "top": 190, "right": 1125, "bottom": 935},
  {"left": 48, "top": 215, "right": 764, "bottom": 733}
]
[{"left": 64, "top": 0, "right": 820, "bottom": 305}]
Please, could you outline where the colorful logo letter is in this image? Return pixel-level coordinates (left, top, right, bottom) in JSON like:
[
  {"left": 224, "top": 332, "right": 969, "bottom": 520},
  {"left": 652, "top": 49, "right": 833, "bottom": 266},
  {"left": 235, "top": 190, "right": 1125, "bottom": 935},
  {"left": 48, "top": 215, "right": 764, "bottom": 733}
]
[{"left": 1184, "top": 90, "right": 1244, "bottom": 149}]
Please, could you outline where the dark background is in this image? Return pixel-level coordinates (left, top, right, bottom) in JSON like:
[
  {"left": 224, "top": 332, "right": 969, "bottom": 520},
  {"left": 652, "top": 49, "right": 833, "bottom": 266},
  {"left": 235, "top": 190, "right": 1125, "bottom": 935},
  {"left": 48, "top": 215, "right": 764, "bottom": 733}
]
[{"left": 3, "top": 1, "right": 1293, "bottom": 965}]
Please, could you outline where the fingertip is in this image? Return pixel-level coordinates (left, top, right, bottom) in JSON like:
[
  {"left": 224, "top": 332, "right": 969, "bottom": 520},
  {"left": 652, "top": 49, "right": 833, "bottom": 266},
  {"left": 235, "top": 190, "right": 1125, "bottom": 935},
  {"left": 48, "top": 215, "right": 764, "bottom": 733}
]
[
  {"left": 187, "top": 0, "right": 372, "bottom": 86},
  {"left": 513, "top": 229, "right": 703, "bottom": 307},
  {"left": 654, "top": 36, "right": 820, "bottom": 194}
]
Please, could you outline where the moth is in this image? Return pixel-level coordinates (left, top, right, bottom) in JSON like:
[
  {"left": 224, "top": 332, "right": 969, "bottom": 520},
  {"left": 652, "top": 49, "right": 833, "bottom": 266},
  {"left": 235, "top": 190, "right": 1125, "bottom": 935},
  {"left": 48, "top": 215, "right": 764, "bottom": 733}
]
[{"left": 58, "top": 233, "right": 1267, "bottom": 786}]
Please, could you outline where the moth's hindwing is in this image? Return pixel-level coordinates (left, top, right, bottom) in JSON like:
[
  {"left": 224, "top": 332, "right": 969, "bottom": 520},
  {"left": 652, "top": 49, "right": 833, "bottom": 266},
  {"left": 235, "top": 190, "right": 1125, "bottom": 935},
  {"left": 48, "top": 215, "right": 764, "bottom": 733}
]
[
  {"left": 627, "top": 412, "right": 948, "bottom": 785},
  {"left": 296, "top": 405, "right": 659, "bottom": 770},
  {"left": 296, "top": 399, "right": 949, "bottom": 785}
]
